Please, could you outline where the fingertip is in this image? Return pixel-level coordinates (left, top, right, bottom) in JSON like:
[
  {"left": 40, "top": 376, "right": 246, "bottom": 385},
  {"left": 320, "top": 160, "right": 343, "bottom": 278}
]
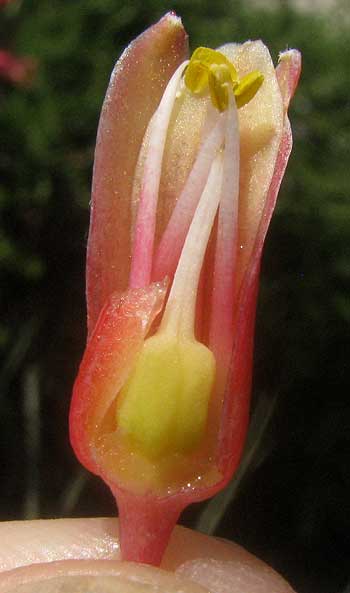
[{"left": 164, "top": 527, "right": 296, "bottom": 593}]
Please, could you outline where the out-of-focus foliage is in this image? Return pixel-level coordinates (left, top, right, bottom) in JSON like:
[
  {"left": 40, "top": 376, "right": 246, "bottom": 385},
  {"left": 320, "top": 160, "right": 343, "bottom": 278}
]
[{"left": 0, "top": 2, "right": 349, "bottom": 593}]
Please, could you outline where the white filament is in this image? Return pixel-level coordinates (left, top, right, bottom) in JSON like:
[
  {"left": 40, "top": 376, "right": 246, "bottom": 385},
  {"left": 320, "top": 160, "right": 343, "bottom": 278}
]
[
  {"left": 161, "top": 95, "right": 240, "bottom": 341},
  {"left": 209, "top": 89, "right": 240, "bottom": 370},
  {"left": 161, "top": 153, "right": 224, "bottom": 339},
  {"left": 154, "top": 113, "right": 226, "bottom": 275},
  {"left": 129, "top": 60, "right": 189, "bottom": 288}
]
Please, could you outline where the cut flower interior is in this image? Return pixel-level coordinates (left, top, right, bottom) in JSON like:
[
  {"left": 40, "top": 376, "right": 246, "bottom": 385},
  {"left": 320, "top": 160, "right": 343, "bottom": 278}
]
[{"left": 70, "top": 12, "right": 301, "bottom": 566}]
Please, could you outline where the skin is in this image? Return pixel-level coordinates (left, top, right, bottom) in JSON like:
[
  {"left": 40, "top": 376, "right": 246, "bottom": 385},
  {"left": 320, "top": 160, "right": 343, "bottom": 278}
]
[{"left": 0, "top": 518, "right": 296, "bottom": 592}]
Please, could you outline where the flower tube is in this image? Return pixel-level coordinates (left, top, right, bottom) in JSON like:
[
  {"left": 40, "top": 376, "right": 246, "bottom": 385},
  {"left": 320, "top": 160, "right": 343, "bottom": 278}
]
[{"left": 70, "top": 12, "right": 301, "bottom": 566}]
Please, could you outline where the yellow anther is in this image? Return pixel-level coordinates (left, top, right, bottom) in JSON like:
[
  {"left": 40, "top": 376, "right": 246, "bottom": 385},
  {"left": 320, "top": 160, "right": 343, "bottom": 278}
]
[
  {"left": 185, "top": 59, "right": 209, "bottom": 94},
  {"left": 116, "top": 333, "right": 216, "bottom": 459},
  {"left": 191, "top": 47, "right": 238, "bottom": 82},
  {"left": 184, "top": 46, "right": 264, "bottom": 111},
  {"left": 185, "top": 46, "right": 238, "bottom": 97},
  {"left": 234, "top": 70, "right": 265, "bottom": 108},
  {"left": 208, "top": 63, "right": 235, "bottom": 112}
]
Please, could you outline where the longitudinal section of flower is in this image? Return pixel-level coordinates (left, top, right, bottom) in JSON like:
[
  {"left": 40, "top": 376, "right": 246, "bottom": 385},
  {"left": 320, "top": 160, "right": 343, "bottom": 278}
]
[{"left": 110, "top": 48, "right": 264, "bottom": 488}]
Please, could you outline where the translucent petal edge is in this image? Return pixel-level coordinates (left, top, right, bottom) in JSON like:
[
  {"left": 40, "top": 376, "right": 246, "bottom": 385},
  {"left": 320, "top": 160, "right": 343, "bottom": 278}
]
[
  {"left": 69, "top": 282, "right": 167, "bottom": 476},
  {"left": 86, "top": 13, "right": 188, "bottom": 337}
]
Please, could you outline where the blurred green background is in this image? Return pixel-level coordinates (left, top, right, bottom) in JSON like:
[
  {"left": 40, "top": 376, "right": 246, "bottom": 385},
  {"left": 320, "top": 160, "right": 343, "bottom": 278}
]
[{"left": 0, "top": 1, "right": 349, "bottom": 592}]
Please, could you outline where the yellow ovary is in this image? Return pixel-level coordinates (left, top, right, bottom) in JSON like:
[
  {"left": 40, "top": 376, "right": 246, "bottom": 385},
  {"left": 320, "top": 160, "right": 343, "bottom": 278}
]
[{"left": 116, "top": 333, "right": 215, "bottom": 459}]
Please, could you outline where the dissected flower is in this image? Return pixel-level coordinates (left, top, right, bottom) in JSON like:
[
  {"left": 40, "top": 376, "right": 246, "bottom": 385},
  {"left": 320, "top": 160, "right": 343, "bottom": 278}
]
[{"left": 70, "top": 12, "right": 301, "bottom": 566}]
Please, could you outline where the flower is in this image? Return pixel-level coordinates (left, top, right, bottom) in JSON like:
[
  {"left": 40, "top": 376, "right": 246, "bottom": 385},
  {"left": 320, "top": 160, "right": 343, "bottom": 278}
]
[
  {"left": 0, "top": 50, "right": 36, "bottom": 86},
  {"left": 70, "top": 12, "right": 301, "bottom": 566},
  {"left": 0, "top": 2, "right": 36, "bottom": 87}
]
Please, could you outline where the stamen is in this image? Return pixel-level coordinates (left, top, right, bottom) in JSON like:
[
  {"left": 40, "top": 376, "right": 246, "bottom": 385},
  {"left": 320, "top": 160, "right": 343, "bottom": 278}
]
[
  {"left": 129, "top": 60, "right": 188, "bottom": 289},
  {"left": 161, "top": 150, "right": 224, "bottom": 339}
]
